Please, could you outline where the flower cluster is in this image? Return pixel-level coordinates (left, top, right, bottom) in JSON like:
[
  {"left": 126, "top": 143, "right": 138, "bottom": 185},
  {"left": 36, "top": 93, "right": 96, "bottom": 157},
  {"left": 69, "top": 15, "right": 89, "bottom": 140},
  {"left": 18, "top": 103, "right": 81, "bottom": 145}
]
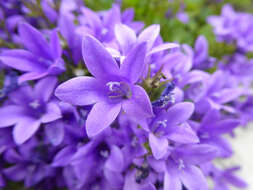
[
  {"left": 208, "top": 4, "right": 253, "bottom": 53},
  {"left": 0, "top": 1, "right": 251, "bottom": 190}
]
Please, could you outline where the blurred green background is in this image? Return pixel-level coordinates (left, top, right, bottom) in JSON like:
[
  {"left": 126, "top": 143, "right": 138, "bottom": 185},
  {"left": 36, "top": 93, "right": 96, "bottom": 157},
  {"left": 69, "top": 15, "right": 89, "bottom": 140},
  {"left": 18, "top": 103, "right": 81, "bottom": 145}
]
[{"left": 85, "top": 0, "right": 253, "bottom": 59}]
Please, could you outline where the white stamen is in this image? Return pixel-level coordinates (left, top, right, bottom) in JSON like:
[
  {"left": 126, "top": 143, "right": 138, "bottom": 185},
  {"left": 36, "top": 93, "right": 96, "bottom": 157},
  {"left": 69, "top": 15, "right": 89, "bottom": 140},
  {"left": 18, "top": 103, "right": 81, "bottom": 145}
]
[
  {"left": 157, "top": 119, "right": 167, "bottom": 128},
  {"left": 131, "top": 137, "right": 138, "bottom": 147},
  {"left": 106, "top": 81, "right": 120, "bottom": 91},
  {"left": 101, "top": 28, "right": 108, "bottom": 35},
  {"left": 178, "top": 159, "right": 185, "bottom": 170},
  {"left": 170, "top": 95, "right": 176, "bottom": 104},
  {"left": 100, "top": 150, "right": 109, "bottom": 158},
  {"left": 29, "top": 100, "right": 40, "bottom": 109}
]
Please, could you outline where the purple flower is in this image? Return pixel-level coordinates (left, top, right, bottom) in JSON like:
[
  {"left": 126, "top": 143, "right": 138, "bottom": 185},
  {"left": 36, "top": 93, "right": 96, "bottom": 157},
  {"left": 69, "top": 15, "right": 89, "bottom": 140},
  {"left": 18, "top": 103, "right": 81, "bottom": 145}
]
[
  {"left": 193, "top": 35, "right": 216, "bottom": 70},
  {"left": 164, "top": 144, "right": 218, "bottom": 190},
  {"left": 148, "top": 102, "right": 199, "bottom": 160},
  {"left": 0, "top": 77, "right": 61, "bottom": 144},
  {"left": 0, "top": 71, "right": 18, "bottom": 100},
  {"left": 3, "top": 138, "right": 59, "bottom": 188},
  {"left": 176, "top": 11, "right": 189, "bottom": 24},
  {"left": 212, "top": 166, "right": 248, "bottom": 190},
  {"left": 55, "top": 35, "right": 153, "bottom": 137},
  {"left": 112, "top": 24, "right": 179, "bottom": 62},
  {"left": 208, "top": 4, "right": 253, "bottom": 52},
  {"left": 0, "top": 23, "right": 65, "bottom": 83},
  {"left": 77, "top": 5, "right": 122, "bottom": 43},
  {"left": 45, "top": 102, "right": 84, "bottom": 146}
]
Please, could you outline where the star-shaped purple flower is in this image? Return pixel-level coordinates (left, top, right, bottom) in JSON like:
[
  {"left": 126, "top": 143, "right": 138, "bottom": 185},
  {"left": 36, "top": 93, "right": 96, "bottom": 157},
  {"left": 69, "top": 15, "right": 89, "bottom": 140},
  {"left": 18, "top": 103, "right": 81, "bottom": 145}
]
[
  {"left": 0, "top": 76, "right": 62, "bottom": 144},
  {"left": 0, "top": 23, "right": 65, "bottom": 83},
  {"left": 55, "top": 35, "right": 154, "bottom": 137}
]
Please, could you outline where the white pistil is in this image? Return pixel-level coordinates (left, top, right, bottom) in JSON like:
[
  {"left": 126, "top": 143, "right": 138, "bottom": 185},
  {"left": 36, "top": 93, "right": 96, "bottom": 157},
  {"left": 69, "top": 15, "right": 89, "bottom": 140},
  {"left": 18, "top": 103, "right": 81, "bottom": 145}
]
[{"left": 29, "top": 100, "right": 40, "bottom": 109}]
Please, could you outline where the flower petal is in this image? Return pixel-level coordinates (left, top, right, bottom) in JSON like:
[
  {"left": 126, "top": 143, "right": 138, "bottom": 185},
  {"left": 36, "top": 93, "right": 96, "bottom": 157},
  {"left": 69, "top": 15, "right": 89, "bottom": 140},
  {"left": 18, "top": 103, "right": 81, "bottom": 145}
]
[
  {"left": 208, "top": 119, "right": 240, "bottom": 135},
  {"left": 41, "top": 102, "right": 62, "bottom": 123},
  {"left": 149, "top": 133, "right": 168, "bottom": 160},
  {"left": 105, "top": 145, "right": 124, "bottom": 172},
  {"left": 86, "top": 102, "right": 121, "bottom": 137},
  {"left": 115, "top": 24, "right": 137, "bottom": 54},
  {"left": 175, "top": 144, "right": 218, "bottom": 165},
  {"left": 3, "top": 165, "right": 26, "bottom": 181},
  {"left": 161, "top": 102, "right": 194, "bottom": 126},
  {"left": 4, "top": 149, "right": 23, "bottom": 163},
  {"left": 55, "top": 76, "right": 106, "bottom": 106},
  {"left": 18, "top": 71, "right": 49, "bottom": 84},
  {"left": 120, "top": 42, "right": 147, "bottom": 83},
  {"left": 194, "top": 35, "right": 208, "bottom": 63},
  {"left": 81, "top": 7, "right": 103, "bottom": 31},
  {"left": 212, "top": 88, "right": 242, "bottom": 104},
  {"left": 147, "top": 43, "right": 179, "bottom": 56},
  {"left": 167, "top": 122, "right": 199, "bottom": 144},
  {"left": 82, "top": 35, "right": 119, "bottom": 79},
  {"left": 45, "top": 121, "right": 64, "bottom": 146},
  {"left": 138, "top": 24, "right": 160, "bottom": 50},
  {"left": 140, "top": 183, "right": 156, "bottom": 190},
  {"left": 35, "top": 76, "right": 57, "bottom": 102},
  {"left": 50, "top": 29, "right": 62, "bottom": 59},
  {"left": 179, "top": 165, "right": 208, "bottom": 190},
  {"left": 41, "top": 0, "right": 58, "bottom": 22},
  {"left": 19, "top": 23, "right": 53, "bottom": 60},
  {"left": 59, "top": 13, "right": 76, "bottom": 46},
  {"left": 13, "top": 117, "right": 41, "bottom": 145},
  {"left": 52, "top": 146, "right": 76, "bottom": 167},
  {"left": 122, "top": 85, "right": 153, "bottom": 120},
  {"left": 0, "top": 50, "right": 46, "bottom": 71},
  {"left": 0, "top": 106, "right": 26, "bottom": 127},
  {"left": 164, "top": 169, "right": 181, "bottom": 190}
]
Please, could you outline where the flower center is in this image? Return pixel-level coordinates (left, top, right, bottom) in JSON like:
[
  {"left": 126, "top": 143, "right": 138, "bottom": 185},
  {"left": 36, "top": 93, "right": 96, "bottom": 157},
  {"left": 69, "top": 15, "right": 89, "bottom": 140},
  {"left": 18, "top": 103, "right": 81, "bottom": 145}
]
[
  {"left": 135, "top": 164, "right": 150, "bottom": 184},
  {"left": 157, "top": 119, "right": 168, "bottom": 128},
  {"left": 28, "top": 99, "right": 46, "bottom": 118},
  {"left": 29, "top": 100, "right": 40, "bottom": 109},
  {"left": 106, "top": 81, "right": 132, "bottom": 100}
]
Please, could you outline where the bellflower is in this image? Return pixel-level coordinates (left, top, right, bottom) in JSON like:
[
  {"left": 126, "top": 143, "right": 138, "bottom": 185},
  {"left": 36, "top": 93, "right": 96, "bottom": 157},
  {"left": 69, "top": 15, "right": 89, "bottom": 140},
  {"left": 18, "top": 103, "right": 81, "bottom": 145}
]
[
  {"left": 211, "top": 166, "right": 247, "bottom": 190},
  {"left": 45, "top": 102, "right": 84, "bottom": 146},
  {"left": 197, "top": 109, "right": 240, "bottom": 157},
  {"left": 0, "top": 1, "right": 252, "bottom": 189},
  {"left": 0, "top": 23, "right": 65, "bottom": 83},
  {"left": 112, "top": 24, "right": 179, "bottom": 63},
  {"left": 148, "top": 102, "right": 199, "bottom": 160},
  {"left": 55, "top": 35, "right": 153, "bottom": 137},
  {"left": 77, "top": 5, "right": 122, "bottom": 43},
  {"left": 164, "top": 144, "right": 218, "bottom": 190},
  {"left": 192, "top": 35, "right": 216, "bottom": 70},
  {"left": 3, "top": 137, "right": 59, "bottom": 188},
  {"left": 0, "top": 77, "right": 61, "bottom": 144},
  {"left": 208, "top": 4, "right": 253, "bottom": 52}
]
